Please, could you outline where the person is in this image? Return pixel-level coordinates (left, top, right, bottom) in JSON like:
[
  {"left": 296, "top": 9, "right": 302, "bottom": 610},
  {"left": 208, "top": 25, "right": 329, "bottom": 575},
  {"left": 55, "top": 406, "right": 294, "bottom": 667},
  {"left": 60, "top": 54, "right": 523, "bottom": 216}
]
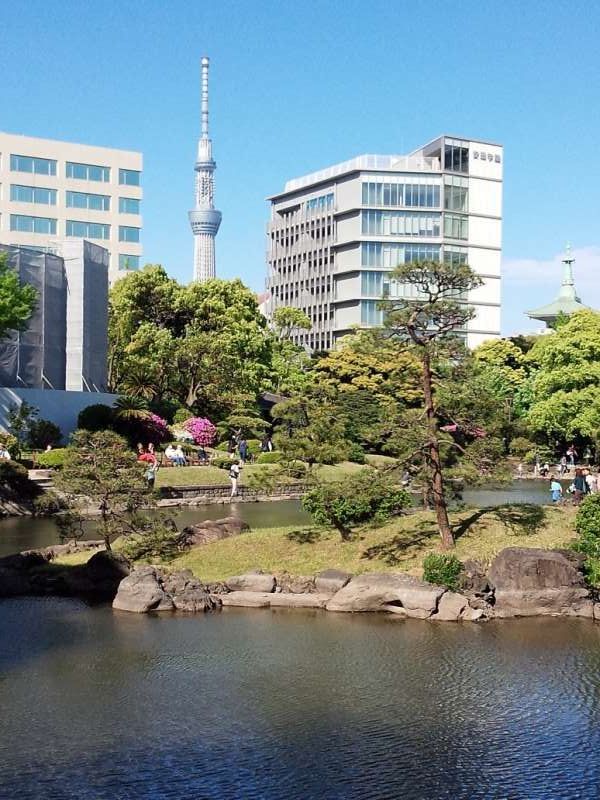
[
  {"left": 573, "top": 469, "right": 587, "bottom": 505},
  {"left": 584, "top": 447, "right": 593, "bottom": 466},
  {"left": 517, "top": 462, "right": 524, "bottom": 479},
  {"left": 174, "top": 445, "right": 187, "bottom": 466},
  {"left": 229, "top": 460, "right": 241, "bottom": 497},
  {"left": 238, "top": 438, "right": 248, "bottom": 465},
  {"left": 534, "top": 454, "right": 540, "bottom": 476},
  {"left": 144, "top": 461, "right": 159, "bottom": 489},
  {"left": 585, "top": 470, "right": 598, "bottom": 495},
  {"left": 549, "top": 475, "right": 563, "bottom": 504},
  {"left": 261, "top": 435, "right": 274, "bottom": 453},
  {"left": 228, "top": 435, "right": 237, "bottom": 455},
  {"left": 0, "top": 445, "right": 11, "bottom": 461},
  {"left": 45, "top": 443, "right": 53, "bottom": 452},
  {"left": 540, "top": 462, "right": 550, "bottom": 477},
  {"left": 559, "top": 456, "right": 567, "bottom": 476},
  {"left": 566, "top": 445, "right": 578, "bottom": 468}
]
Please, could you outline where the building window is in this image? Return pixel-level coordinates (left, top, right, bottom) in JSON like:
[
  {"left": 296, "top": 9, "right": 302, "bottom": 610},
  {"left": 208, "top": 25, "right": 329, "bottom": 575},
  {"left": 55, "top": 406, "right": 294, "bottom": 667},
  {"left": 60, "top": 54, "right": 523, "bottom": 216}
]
[
  {"left": 10, "top": 214, "right": 57, "bottom": 234},
  {"left": 66, "top": 162, "right": 110, "bottom": 182},
  {"left": 444, "top": 140, "right": 469, "bottom": 173},
  {"left": 66, "top": 191, "right": 110, "bottom": 211},
  {"left": 119, "top": 169, "right": 141, "bottom": 186},
  {"left": 119, "top": 197, "right": 140, "bottom": 214},
  {"left": 119, "top": 225, "right": 140, "bottom": 243},
  {"left": 443, "top": 246, "right": 468, "bottom": 266},
  {"left": 443, "top": 214, "right": 468, "bottom": 240},
  {"left": 10, "top": 185, "right": 57, "bottom": 205},
  {"left": 361, "top": 242, "right": 441, "bottom": 267},
  {"left": 66, "top": 220, "right": 110, "bottom": 239},
  {"left": 361, "top": 300, "right": 383, "bottom": 327},
  {"left": 10, "top": 155, "right": 57, "bottom": 176},
  {"left": 361, "top": 210, "right": 441, "bottom": 237},
  {"left": 361, "top": 271, "right": 384, "bottom": 297},
  {"left": 119, "top": 254, "right": 140, "bottom": 271},
  {"left": 362, "top": 181, "right": 440, "bottom": 208},
  {"left": 444, "top": 175, "right": 468, "bottom": 212}
]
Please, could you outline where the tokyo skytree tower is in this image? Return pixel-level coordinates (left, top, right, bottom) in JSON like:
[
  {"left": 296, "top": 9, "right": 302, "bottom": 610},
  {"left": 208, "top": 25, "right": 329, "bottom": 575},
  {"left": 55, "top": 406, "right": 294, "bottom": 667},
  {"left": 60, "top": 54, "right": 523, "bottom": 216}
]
[{"left": 189, "top": 57, "right": 222, "bottom": 282}]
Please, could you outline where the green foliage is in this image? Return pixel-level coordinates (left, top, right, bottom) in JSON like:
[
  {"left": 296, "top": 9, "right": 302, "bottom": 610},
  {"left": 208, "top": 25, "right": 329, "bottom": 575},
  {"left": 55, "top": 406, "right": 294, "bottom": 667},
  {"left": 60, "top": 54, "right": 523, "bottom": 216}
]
[
  {"left": 422, "top": 553, "right": 463, "bottom": 590},
  {"left": 7, "top": 401, "right": 38, "bottom": 458},
  {"left": 256, "top": 451, "right": 281, "bottom": 464},
  {"left": 302, "top": 469, "right": 410, "bottom": 540},
  {"left": 272, "top": 395, "right": 350, "bottom": 468},
  {"left": 78, "top": 404, "right": 115, "bottom": 432},
  {"left": 0, "top": 252, "right": 37, "bottom": 340},
  {"left": 218, "top": 409, "right": 270, "bottom": 440},
  {"left": 272, "top": 306, "right": 312, "bottom": 338},
  {"left": 27, "top": 419, "right": 62, "bottom": 449},
  {"left": 173, "top": 408, "right": 192, "bottom": 425},
  {"left": 509, "top": 437, "right": 537, "bottom": 457},
  {"left": 211, "top": 455, "right": 235, "bottom": 470},
  {"left": 347, "top": 442, "right": 366, "bottom": 464},
  {"left": 36, "top": 448, "right": 68, "bottom": 469},
  {"left": 0, "top": 432, "right": 18, "bottom": 455},
  {"left": 0, "top": 459, "right": 39, "bottom": 503},
  {"left": 32, "top": 490, "right": 67, "bottom": 516},
  {"left": 574, "top": 495, "right": 600, "bottom": 559},
  {"left": 119, "top": 522, "right": 181, "bottom": 562}
]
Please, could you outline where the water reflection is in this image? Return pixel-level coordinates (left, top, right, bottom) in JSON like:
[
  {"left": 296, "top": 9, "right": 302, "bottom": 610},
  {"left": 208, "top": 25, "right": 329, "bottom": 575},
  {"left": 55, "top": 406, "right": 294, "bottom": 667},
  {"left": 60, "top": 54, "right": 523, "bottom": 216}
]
[{"left": 1, "top": 598, "right": 600, "bottom": 799}]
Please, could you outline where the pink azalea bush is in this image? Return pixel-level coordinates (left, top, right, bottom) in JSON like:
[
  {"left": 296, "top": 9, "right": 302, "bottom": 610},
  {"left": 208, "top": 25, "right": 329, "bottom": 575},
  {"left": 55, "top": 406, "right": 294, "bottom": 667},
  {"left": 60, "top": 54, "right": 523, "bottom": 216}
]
[
  {"left": 183, "top": 417, "right": 217, "bottom": 447},
  {"left": 142, "top": 413, "right": 171, "bottom": 444}
]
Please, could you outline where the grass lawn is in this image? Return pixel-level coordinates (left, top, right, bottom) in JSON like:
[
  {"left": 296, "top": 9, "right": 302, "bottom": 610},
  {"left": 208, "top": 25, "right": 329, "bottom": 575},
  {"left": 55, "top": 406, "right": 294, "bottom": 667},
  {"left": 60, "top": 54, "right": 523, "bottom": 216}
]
[
  {"left": 155, "top": 461, "right": 368, "bottom": 488},
  {"left": 166, "top": 503, "right": 577, "bottom": 582}
]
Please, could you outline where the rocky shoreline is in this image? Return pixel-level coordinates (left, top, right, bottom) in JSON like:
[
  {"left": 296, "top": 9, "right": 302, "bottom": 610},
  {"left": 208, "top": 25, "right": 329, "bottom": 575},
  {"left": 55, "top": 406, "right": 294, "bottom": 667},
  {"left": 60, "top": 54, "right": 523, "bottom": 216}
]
[{"left": 1, "top": 535, "right": 598, "bottom": 622}]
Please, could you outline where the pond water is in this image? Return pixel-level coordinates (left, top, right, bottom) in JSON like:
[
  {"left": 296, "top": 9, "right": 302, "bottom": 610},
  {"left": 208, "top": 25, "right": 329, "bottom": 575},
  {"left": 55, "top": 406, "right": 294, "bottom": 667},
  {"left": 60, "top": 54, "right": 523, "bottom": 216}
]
[{"left": 1, "top": 597, "right": 600, "bottom": 799}]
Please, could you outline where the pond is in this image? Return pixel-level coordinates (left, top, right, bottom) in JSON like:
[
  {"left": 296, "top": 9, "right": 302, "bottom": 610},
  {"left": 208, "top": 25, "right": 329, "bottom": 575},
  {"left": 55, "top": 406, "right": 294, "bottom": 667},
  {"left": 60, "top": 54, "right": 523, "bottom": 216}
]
[
  {"left": 0, "top": 480, "right": 568, "bottom": 558},
  {"left": 1, "top": 597, "right": 599, "bottom": 799}
]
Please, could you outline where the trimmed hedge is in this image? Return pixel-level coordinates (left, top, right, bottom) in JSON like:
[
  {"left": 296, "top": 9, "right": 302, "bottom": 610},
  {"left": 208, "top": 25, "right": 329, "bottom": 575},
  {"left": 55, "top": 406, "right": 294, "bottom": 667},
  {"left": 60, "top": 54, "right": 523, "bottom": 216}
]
[
  {"left": 36, "top": 448, "right": 69, "bottom": 469},
  {"left": 256, "top": 451, "right": 281, "bottom": 464}
]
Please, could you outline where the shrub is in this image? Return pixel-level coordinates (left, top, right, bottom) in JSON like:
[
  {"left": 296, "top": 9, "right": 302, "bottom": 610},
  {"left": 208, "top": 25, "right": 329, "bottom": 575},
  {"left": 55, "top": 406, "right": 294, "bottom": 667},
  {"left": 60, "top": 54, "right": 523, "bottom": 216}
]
[
  {"left": 173, "top": 408, "right": 192, "bottom": 425},
  {"left": 302, "top": 469, "right": 410, "bottom": 540},
  {"left": 574, "top": 495, "right": 600, "bottom": 559},
  {"left": 509, "top": 437, "right": 536, "bottom": 458},
  {"left": 422, "top": 553, "right": 463, "bottom": 590},
  {"left": 211, "top": 455, "right": 235, "bottom": 470},
  {"left": 0, "top": 432, "right": 18, "bottom": 456},
  {"left": 32, "top": 490, "right": 67, "bottom": 516},
  {"left": 347, "top": 442, "right": 366, "bottom": 464},
  {"left": 36, "top": 448, "right": 69, "bottom": 469},
  {"left": 257, "top": 451, "right": 281, "bottom": 464},
  {"left": 78, "top": 404, "right": 115, "bottom": 432},
  {"left": 183, "top": 417, "right": 217, "bottom": 447},
  {"left": 27, "top": 419, "right": 62, "bottom": 449},
  {"left": 120, "top": 527, "right": 181, "bottom": 562},
  {"left": 0, "top": 460, "right": 39, "bottom": 501}
]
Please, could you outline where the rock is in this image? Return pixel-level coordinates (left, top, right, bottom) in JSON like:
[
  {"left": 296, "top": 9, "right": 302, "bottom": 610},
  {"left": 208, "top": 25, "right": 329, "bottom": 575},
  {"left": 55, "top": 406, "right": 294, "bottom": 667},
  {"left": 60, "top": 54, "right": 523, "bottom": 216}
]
[
  {"left": 226, "top": 571, "right": 276, "bottom": 593},
  {"left": 326, "top": 572, "right": 444, "bottom": 616},
  {"left": 461, "top": 606, "right": 485, "bottom": 622},
  {"left": 315, "top": 569, "right": 353, "bottom": 595},
  {"left": 277, "top": 572, "right": 316, "bottom": 594},
  {"left": 180, "top": 516, "right": 250, "bottom": 547},
  {"left": 380, "top": 603, "right": 408, "bottom": 618},
  {"left": 489, "top": 547, "right": 590, "bottom": 617},
  {"left": 268, "top": 593, "right": 329, "bottom": 608},
  {"left": 171, "top": 578, "right": 220, "bottom": 613},
  {"left": 113, "top": 567, "right": 169, "bottom": 613},
  {"left": 220, "top": 591, "right": 272, "bottom": 608},
  {"left": 565, "top": 600, "right": 594, "bottom": 618},
  {"left": 459, "top": 559, "right": 489, "bottom": 594},
  {"left": 205, "top": 581, "right": 230, "bottom": 594},
  {"left": 432, "top": 591, "right": 469, "bottom": 621},
  {"left": 594, "top": 603, "right": 600, "bottom": 622}
]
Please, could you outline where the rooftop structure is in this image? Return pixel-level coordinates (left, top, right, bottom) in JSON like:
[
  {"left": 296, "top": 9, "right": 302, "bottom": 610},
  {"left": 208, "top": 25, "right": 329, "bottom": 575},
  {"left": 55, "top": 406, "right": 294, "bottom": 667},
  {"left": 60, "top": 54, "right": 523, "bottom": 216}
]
[
  {"left": 526, "top": 245, "right": 588, "bottom": 327},
  {"left": 265, "top": 135, "right": 503, "bottom": 350},
  {"left": 189, "top": 57, "right": 222, "bottom": 282},
  {"left": 0, "top": 131, "right": 142, "bottom": 282}
]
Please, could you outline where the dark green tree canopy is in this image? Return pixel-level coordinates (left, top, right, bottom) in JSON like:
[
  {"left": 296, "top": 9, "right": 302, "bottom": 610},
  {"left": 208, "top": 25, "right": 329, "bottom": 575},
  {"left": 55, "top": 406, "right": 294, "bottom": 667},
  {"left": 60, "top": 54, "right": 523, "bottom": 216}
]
[{"left": 0, "top": 252, "right": 37, "bottom": 341}]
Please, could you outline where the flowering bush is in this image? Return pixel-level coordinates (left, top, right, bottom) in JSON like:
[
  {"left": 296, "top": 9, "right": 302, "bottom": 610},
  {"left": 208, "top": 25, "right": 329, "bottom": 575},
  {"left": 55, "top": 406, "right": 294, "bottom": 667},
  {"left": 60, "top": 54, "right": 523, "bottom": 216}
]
[
  {"left": 183, "top": 417, "right": 217, "bottom": 447},
  {"left": 141, "top": 413, "right": 171, "bottom": 444}
]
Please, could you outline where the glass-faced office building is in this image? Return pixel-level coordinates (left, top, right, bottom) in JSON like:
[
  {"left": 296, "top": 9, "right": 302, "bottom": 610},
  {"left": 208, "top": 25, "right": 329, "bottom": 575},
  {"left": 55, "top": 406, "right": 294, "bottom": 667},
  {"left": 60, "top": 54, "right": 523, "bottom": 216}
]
[
  {"left": 0, "top": 132, "right": 142, "bottom": 282},
  {"left": 265, "top": 135, "right": 502, "bottom": 350}
]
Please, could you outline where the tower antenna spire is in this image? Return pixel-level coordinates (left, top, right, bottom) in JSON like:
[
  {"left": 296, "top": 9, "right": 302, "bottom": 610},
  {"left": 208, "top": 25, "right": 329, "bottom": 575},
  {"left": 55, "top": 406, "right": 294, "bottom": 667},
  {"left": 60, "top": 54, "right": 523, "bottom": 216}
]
[{"left": 189, "top": 56, "right": 222, "bottom": 282}]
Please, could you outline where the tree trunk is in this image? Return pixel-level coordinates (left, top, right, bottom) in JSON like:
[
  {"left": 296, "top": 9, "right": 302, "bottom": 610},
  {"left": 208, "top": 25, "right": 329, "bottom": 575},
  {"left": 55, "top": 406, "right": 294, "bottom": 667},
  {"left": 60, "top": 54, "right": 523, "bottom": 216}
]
[{"left": 421, "top": 352, "right": 454, "bottom": 549}]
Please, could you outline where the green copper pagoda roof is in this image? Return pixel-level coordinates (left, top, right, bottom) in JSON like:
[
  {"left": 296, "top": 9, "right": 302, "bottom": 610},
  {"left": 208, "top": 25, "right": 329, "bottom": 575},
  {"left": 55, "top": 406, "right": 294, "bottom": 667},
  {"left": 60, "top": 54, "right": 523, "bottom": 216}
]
[{"left": 526, "top": 244, "right": 588, "bottom": 324}]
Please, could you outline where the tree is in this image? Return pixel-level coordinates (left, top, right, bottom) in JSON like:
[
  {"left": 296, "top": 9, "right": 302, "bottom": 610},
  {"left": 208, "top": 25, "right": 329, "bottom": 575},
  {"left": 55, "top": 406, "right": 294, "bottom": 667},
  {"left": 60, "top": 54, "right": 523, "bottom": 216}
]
[
  {"left": 27, "top": 419, "right": 62, "bottom": 449},
  {"left": 7, "top": 401, "right": 38, "bottom": 458},
  {"left": 302, "top": 469, "right": 410, "bottom": 541},
  {"left": 0, "top": 252, "right": 37, "bottom": 341},
  {"left": 269, "top": 307, "right": 313, "bottom": 394},
  {"left": 55, "top": 430, "right": 162, "bottom": 551},
  {"left": 382, "top": 259, "right": 483, "bottom": 549},
  {"left": 525, "top": 310, "right": 600, "bottom": 443},
  {"left": 272, "top": 306, "right": 312, "bottom": 340}
]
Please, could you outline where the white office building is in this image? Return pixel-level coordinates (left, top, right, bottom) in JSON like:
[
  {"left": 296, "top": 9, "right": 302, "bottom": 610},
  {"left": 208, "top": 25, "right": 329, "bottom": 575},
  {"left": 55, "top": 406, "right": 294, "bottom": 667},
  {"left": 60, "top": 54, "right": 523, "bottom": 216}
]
[
  {"left": 266, "top": 135, "right": 502, "bottom": 350},
  {"left": 0, "top": 131, "right": 142, "bottom": 282}
]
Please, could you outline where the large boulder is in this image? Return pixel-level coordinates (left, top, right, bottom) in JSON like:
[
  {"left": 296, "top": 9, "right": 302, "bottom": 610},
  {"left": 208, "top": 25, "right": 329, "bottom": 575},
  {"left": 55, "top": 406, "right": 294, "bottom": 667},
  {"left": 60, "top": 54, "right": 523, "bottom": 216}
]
[
  {"left": 162, "top": 570, "right": 220, "bottom": 612},
  {"left": 113, "top": 567, "right": 169, "bottom": 613},
  {"left": 226, "top": 571, "right": 276, "bottom": 593},
  {"left": 220, "top": 591, "right": 329, "bottom": 609},
  {"left": 276, "top": 572, "right": 316, "bottom": 594},
  {"left": 431, "top": 591, "right": 469, "bottom": 621},
  {"left": 180, "top": 517, "right": 250, "bottom": 547},
  {"left": 488, "top": 547, "right": 590, "bottom": 617},
  {"left": 326, "top": 572, "right": 445, "bottom": 617},
  {"left": 315, "top": 569, "right": 352, "bottom": 595}
]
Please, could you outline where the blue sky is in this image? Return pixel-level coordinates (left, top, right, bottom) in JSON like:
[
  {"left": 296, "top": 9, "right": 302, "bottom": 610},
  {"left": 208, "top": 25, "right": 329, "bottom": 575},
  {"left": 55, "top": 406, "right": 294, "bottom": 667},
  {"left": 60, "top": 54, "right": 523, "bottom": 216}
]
[{"left": 2, "top": 0, "right": 599, "bottom": 335}]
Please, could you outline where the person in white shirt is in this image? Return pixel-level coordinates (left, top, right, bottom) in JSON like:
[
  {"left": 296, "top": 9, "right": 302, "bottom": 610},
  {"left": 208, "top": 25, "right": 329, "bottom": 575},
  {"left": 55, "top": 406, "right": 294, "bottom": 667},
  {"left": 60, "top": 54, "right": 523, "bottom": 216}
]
[
  {"left": 585, "top": 471, "right": 598, "bottom": 495},
  {"left": 0, "top": 447, "right": 10, "bottom": 461},
  {"left": 174, "top": 445, "right": 187, "bottom": 466},
  {"left": 165, "top": 444, "right": 185, "bottom": 466},
  {"left": 229, "top": 461, "right": 241, "bottom": 497}
]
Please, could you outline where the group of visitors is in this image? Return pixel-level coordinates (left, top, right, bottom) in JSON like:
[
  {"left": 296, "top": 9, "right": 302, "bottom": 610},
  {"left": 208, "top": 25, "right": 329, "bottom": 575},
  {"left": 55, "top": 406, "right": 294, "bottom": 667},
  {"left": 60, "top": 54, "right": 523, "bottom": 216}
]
[
  {"left": 227, "top": 433, "right": 274, "bottom": 466},
  {"left": 164, "top": 443, "right": 188, "bottom": 466},
  {"left": 549, "top": 468, "right": 599, "bottom": 505}
]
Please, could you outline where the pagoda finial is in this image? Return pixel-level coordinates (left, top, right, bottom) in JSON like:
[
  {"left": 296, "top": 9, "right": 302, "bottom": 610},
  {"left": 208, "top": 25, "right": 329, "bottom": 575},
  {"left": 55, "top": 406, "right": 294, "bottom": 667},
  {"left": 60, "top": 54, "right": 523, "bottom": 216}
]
[{"left": 561, "top": 243, "right": 575, "bottom": 289}]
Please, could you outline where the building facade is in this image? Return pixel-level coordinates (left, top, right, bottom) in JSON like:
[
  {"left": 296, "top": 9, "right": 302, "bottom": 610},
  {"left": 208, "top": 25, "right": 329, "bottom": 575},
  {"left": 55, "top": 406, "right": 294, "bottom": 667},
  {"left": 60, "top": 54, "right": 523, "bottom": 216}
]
[
  {"left": 0, "top": 131, "right": 142, "bottom": 282},
  {"left": 265, "top": 135, "right": 502, "bottom": 350},
  {"left": 0, "top": 242, "right": 108, "bottom": 391}
]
